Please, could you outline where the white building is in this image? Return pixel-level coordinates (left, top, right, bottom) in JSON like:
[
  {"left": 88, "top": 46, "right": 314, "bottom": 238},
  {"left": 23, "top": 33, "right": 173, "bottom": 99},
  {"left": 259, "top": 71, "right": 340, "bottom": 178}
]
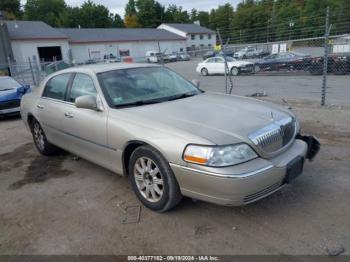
[
  {"left": 3, "top": 20, "right": 215, "bottom": 64},
  {"left": 58, "top": 28, "right": 186, "bottom": 63},
  {"left": 5, "top": 21, "right": 70, "bottom": 63},
  {"left": 157, "top": 23, "right": 216, "bottom": 51}
]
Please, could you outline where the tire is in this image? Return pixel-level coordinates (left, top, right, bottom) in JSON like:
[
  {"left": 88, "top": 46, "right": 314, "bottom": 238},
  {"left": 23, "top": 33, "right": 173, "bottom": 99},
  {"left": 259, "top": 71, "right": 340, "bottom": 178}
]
[
  {"left": 129, "top": 145, "right": 182, "bottom": 212},
  {"left": 231, "top": 67, "right": 239, "bottom": 76},
  {"left": 201, "top": 68, "right": 209, "bottom": 76},
  {"left": 30, "top": 119, "right": 61, "bottom": 156}
]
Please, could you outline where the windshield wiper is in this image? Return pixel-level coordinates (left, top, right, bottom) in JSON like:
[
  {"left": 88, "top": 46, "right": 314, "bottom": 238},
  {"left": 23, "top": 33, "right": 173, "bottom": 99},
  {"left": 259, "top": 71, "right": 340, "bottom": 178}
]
[
  {"left": 114, "top": 99, "right": 164, "bottom": 108},
  {"left": 166, "top": 92, "right": 197, "bottom": 102}
]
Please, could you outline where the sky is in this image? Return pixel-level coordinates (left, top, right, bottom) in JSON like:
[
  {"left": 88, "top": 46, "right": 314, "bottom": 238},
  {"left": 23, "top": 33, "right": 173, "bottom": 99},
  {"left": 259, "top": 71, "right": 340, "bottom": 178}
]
[{"left": 21, "top": 0, "right": 242, "bottom": 17}]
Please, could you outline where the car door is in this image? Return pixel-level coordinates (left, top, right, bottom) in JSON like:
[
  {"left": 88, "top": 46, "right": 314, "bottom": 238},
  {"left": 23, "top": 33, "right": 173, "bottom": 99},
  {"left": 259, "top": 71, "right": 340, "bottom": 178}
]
[
  {"left": 214, "top": 57, "right": 226, "bottom": 74},
  {"left": 60, "top": 73, "right": 115, "bottom": 170},
  {"left": 35, "top": 73, "right": 73, "bottom": 150},
  {"left": 204, "top": 58, "right": 217, "bottom": 73}
]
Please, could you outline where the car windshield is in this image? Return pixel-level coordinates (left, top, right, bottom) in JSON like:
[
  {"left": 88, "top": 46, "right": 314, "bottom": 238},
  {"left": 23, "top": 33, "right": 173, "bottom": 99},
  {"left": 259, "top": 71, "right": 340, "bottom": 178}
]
[
  {"left": 0, "top": 77, "right": 21, "bottom": 91},
  {"left": 97, "top": 67, "right": 202, "bottom": 108}
]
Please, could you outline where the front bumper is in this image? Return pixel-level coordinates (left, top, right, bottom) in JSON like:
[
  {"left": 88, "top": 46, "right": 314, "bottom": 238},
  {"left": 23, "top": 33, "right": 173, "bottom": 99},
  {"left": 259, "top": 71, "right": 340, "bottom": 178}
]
[{"left": 170, "top": 137, "right": 319, "bottom": 206}]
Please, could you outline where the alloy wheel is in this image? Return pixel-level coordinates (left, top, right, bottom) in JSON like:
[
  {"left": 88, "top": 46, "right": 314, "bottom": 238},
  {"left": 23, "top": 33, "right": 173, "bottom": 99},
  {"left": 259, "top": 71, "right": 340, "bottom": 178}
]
[
  {"left": 134, "top": 157, "right": 164, "bottom": 203},
  {"left": 33, "top": 122, "right": 45, "bottom": 152}
]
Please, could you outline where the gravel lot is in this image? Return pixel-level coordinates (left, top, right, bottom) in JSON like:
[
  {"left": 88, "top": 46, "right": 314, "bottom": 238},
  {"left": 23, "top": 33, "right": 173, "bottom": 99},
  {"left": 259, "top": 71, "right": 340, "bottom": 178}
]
[{"left": 0, "top": 60, "right": 349, "bottom": 255}]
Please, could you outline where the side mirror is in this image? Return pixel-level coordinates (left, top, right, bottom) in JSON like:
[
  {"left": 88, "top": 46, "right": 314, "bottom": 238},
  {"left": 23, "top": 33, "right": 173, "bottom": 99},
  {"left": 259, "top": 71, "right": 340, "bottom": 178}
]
[
  {"left": 191, "top": 79, "right": 200, "bottom": 88},
  {"left": 75, "top": 95, "right": 98, "bottom": 111}
]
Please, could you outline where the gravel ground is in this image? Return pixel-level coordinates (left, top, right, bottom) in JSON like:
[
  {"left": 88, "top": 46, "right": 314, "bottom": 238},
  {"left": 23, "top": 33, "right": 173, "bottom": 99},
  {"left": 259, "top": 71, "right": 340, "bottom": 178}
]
[{"left": 0, "top": 61, "right": 349, "bottom": 255}]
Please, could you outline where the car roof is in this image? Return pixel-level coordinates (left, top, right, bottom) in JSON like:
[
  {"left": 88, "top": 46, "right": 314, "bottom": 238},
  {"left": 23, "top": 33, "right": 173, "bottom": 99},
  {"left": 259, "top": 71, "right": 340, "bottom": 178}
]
[{"left": 56, "top": 63, "right": 160, "bottom": 75}]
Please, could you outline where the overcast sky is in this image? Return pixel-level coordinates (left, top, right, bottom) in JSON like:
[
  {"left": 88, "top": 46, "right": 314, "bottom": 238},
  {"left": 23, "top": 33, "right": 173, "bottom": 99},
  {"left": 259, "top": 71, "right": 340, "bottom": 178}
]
[{"left": 21, "top": 0, "right": 242, "bottom": 17}]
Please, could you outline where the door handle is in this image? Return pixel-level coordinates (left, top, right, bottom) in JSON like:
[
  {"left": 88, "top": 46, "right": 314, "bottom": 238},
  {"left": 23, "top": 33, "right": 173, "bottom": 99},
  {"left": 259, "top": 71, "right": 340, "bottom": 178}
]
[
  {"left": 37, "top": 104, "right": 44, "bottom": 109},
  {"left": 64, "top": 112, "right": 74, "bottom": 118}
]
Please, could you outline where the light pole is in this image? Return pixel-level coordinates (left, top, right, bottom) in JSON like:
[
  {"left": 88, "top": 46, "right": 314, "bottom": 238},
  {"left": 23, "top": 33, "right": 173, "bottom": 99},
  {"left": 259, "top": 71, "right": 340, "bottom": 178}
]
[{"left": 289, "top": 20, "right": 295, "bottom": 40}]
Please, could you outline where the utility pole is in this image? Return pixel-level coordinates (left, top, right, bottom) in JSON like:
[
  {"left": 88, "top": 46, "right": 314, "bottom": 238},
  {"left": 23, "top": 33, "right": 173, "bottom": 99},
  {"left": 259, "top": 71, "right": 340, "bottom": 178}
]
[
  {"left": 321, "top": 7, "right": 331, "bottom": 106},
  {"left": 217, "top": 29, "right": 233, "bottom": 94}
]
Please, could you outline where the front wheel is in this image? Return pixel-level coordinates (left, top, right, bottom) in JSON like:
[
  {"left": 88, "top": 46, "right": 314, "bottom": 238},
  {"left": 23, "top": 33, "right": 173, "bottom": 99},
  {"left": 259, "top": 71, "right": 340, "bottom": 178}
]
[
  {"left": 231, "top": 67, "right": 239, "bottom": 76},
  {"left": 201, "top": 68, "right": 209, "bottom": 76},
  {"left": 129, "top": 146, "right": 182, "bottom": 212}
]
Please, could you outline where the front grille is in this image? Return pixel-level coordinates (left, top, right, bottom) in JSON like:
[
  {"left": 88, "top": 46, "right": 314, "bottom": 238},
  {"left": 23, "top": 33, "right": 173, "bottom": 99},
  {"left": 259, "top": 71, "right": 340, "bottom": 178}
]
[
  {"left": 0, "top": 100, "right": 20, "bottom": 110},
  {"left": 249, "top": 116, "right": 296, "bottom": 154},
  {"left": 243, "top": 181, "right": 282, "bottom": 203}
]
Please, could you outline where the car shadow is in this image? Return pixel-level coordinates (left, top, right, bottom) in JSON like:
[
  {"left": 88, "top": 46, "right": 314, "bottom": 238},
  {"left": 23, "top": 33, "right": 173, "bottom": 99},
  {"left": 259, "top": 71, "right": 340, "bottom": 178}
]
[{"left": 0, "top": 114, "right": 21, "bottom": 122}]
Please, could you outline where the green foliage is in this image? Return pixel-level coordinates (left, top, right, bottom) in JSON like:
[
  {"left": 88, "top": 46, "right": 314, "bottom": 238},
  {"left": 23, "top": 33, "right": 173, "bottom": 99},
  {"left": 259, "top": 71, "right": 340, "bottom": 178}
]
[
  {"left": 164, "top": 5, "right": 190, "bottom": 23},
  {"left": 0, "top": 0, "right": 22, "bottom": 19},
  {"left": 24, "top": 0, "right": 66, "bottom": 27},
  {"left": 125, "top": 0, "right": 137, "bottom": 16}
]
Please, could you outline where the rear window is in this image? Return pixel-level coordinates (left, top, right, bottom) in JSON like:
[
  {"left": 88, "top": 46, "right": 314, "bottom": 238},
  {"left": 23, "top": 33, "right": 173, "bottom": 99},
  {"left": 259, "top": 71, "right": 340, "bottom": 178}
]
[{"left": 42, "top": 73, "right": 71, "bottom": 101}]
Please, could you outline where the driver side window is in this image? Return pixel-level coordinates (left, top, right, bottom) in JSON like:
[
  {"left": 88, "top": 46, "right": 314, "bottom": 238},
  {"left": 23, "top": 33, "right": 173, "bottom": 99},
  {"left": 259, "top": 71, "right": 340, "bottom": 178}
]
[{"left": 69, "top": 73, "right": 97, "bottom": 103}]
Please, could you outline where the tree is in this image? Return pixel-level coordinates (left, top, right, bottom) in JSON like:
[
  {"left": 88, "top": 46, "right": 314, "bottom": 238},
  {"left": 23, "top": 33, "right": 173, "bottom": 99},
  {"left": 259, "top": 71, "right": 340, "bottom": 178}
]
[
  {"left": 125, "top": 0, "right": 137, "bottom": 16},
  {"left": 164, "top": 5, "right": 190, "bottom": 23},
  {"left": 0, "top": 0, "right": 22, "bottom": 19},
  {"left": 113, "top": 14, "right": 125, "bottom": 28},
  {"left": 24, "top": 0, "right": 66, "bottom": 27},
  {"left": 136, "top": 0, "right": 157, "bottom": 27},
  {"left": 78, "top": 0, "right": 113, "bottom": 28},
  {"left": 60, "top": 0, "right": 117, "bottom": 28},
  {"left": 197, "top": 11, "right": 210, "bottom": 27},
  {"left": 190, "top": 8, "right": 198, "bottom": 23},
  {"left": 124, "top": 14, "right": 140, "bottom": 28}
]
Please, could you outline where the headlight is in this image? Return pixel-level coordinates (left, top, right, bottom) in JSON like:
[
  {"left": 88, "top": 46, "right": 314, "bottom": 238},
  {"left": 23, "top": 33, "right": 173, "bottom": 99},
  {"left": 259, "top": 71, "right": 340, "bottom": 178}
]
[{"left": 183, "top": 144, "right": 257, "bottom": 167}]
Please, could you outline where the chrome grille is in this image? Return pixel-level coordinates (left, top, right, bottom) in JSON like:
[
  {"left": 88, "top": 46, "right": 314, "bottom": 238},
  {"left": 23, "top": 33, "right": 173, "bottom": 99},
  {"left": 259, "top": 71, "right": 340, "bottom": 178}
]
[{"left": 249, "top": 116, "right": 296, "bottom": 154}]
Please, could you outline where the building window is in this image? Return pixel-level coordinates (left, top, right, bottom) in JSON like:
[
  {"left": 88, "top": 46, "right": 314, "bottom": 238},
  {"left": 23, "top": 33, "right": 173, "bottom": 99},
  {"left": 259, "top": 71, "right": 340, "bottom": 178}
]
[
  {"left": 191, "top": 34, "right": 195, "bottom": 40},
  {"left": 208, "top": 34, "right": 212, "bottom": 39},
  {"left": 119, "top": 50, "right": 130, "bottom": 56},
  {"left": 200, "top": 34, "right": 204, "bottom": 40},
  {"left": 180, "top": 48, "right": 183, "bottom": 52},
  {"left": 208, "top": 44, "right": 212, "bottom": 47},
  {"left": 191, "top": 44, "right": 195, "bottom": 50}
]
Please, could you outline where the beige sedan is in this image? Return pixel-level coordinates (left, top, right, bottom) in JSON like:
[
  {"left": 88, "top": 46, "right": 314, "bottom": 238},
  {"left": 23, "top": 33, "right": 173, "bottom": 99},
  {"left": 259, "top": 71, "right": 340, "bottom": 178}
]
[{"left": 20, "top": 63, "right": 320, "bottom": 212}]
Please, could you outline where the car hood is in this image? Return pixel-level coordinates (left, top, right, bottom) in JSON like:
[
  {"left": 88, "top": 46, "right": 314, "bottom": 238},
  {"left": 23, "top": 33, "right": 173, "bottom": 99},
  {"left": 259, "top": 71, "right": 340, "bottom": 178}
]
[
  {"left": 121, "top": 92, "right": 292, "bottom": 145},
  {"left": 0, "top": 88, "right": 19, "bottom": 102}
]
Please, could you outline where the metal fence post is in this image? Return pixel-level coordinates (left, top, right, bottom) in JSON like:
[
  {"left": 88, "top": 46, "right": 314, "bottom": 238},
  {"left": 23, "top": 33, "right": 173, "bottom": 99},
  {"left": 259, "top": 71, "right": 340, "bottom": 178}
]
[
  {"left": 28, "top": 57, "right": 36, "bottom": 86},
  {"left": 321, "top": 7, "right": 330, "bottom": 106}
]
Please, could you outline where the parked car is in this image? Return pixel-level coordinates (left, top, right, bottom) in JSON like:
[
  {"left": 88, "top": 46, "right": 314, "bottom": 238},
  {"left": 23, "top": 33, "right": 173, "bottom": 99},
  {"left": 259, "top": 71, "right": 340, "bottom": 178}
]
[
  {"left": 20, "top": 63, "right": 320, "bottom": 212},
  {"left": 308, "top": 53, "right": 350, "bottom": 75},
  {"left": 0, "top": 76, "right": 31, "bottom": 116},
  {"left": 176, "top": 52, "right": 191, "bottom": 61},
  {"left": 165, "top": 53, "right": 178, "bottom": 62},
  {"left": 146, "top": 51, "right": 162, "bottom": 63},
  {"left": 21, "top": 63, "right": 319, "bottom": 211},
  {"left": 103, "top": 54, "right": 121, "bottom": 63},
  {"left": 254, "top": 52, "right": 312, "bottom": 72},
  {"left": 234, "top": 46, "right": 269, "bottom": 59},
  {"left": 218, "top": 49, "right": 235, "bottom": 57},
  {"left": 202, "top": 50, "right": 216, "bottom": 60},
  {"left": 196, "top": 56, "right": 255, "bottom": 76}
]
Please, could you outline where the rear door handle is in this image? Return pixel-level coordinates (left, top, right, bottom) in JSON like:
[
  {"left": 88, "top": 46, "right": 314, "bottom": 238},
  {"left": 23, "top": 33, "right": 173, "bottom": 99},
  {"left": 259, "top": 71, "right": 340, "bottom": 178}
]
[
  {"left": 64, "top": 112, "right": 74, "bottom": 118},
  {"left": 37, "top": 104, "right": 44, "bottom": 109}
]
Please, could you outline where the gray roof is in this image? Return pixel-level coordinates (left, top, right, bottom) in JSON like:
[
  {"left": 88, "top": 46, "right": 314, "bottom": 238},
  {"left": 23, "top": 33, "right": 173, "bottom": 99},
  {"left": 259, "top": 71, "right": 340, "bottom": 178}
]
[
  {"left": 5, "top": 21, "right": 68, "bottom": 40},
  {"left": 57, "top": 28, "right": 185, "bottom": 43},
  {"left": 161, "top": 23, "right": 215, "bottom": 34}
]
